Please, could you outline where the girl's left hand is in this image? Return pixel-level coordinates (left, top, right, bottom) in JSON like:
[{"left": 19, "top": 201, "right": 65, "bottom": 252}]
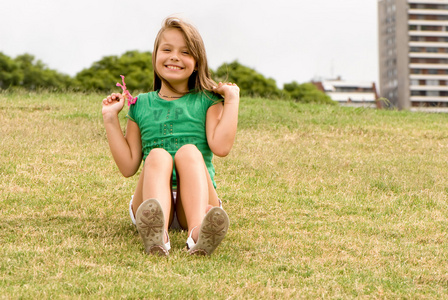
[{"left": 213, "top": 82, "right": 240, "bottom": 100}]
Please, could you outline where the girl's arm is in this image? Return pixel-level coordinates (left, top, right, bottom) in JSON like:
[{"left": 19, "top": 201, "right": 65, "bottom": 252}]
[
  {"left": 102, "top": 93, "right": 142, "bottom": 177},
  {"left": 206, "top": 82, "right": 240, "bottom": 157}
]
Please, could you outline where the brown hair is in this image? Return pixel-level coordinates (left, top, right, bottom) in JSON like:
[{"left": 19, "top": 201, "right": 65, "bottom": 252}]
[{"left": 152, "top": 17, "right": 217, "bottom": 94}]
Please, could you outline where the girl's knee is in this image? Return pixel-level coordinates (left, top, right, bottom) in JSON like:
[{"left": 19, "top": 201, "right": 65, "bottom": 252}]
[
  {"left": 174, "top": 144, "right": 202, "bottom": 164},
  {"left": 145, "top": 148, "right": 172, "bottom": 168}
]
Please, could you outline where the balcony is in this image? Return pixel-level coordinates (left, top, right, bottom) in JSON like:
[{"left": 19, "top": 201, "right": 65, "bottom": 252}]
[
  {"left": 409, "top": 30, "right": 448, "bottom": 36},
  {"left": 410, "top": 85, "right": 448, "bottom": 91},
  {"left": 409, "top": 52, "right": 448, "bottom": 58},
  {"left": 408, "top": 19, "right": 448, "bottom": 26},
  {"left": 410, "top": 96, "right": 448, "bottom": 102},
  {"left": 410, "top": 63, "right": 448, "bottom": 69},
  {"left": 409, "top": 41, "right": 448, "bottom": 47},
  {"left": 409, "top": 0, "right": 448, "bottom": 3},
  {"left": 408, "top": 9, "right": 448, "bottom": 16},
  {"left": 410, "top": 74, "right": 448, "bottom": 80}
]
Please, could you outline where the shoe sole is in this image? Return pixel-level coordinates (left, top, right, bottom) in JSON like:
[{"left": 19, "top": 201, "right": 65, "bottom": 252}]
[
  {"left": 189, "top": 207, "right": 229, "bottom": 256},
  {"left": 135, "top": 199, "right": 168, "bottom": 256}
]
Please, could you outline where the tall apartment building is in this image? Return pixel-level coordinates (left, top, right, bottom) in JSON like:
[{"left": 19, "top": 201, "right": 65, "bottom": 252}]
[{"left": 378, "top": 0, "right": 448, "bottom": 110}]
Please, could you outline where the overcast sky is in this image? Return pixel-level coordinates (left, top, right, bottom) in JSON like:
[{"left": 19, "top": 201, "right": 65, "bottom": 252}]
[{"left": 1, "top": 0, "right": 378, "bottom": 87}]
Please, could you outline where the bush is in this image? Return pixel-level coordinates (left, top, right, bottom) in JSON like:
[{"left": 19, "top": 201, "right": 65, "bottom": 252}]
[{"left": 283, "top": 81, "right": 336, "bottom": 105}]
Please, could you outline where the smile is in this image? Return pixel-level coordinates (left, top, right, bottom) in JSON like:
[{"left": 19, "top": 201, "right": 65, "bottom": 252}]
[{"left": 166, "top": 65, "right": 183, "bottom": 70}]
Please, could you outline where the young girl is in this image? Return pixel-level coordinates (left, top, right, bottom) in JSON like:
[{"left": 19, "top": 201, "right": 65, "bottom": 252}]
[{"left": 102, "top": 17, "right": 240, "bottom": 256}]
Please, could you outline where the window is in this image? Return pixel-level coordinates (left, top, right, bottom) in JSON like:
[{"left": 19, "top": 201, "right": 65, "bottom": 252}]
[
  {"left": 421, "top": 26, "right": 440, "bottom": 31},
  {"left": 388, "top": 70, "right": 394, "bottom": 78},
  {"left": 411, "top": 80, "right": 419, "bottom": 86},
  {"left": 427, "top": 80, "right": 439, "bottom": 86}
]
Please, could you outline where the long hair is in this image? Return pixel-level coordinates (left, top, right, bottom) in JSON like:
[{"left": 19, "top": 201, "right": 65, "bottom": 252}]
[{"left": 152, "top": 17, "right": 217, "bottom": 94}]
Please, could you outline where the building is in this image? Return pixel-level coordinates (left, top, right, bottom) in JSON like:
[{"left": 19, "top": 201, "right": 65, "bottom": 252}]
[
  {"left": 313, "top": 78, "right": 380, "bottom": 108},
  {"left": 378, "top": 0, "right": 448, "bottom": 110}
]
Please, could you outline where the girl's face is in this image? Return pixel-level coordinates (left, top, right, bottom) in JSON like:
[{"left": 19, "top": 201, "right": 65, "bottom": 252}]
[{"left": 155, "top": 28, "right": 196, "bottom": 90}]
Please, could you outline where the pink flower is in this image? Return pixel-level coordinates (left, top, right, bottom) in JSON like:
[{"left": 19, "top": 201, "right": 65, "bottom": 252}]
[{"left": 116, "top": 75, "right": 137, "bottom": 106}]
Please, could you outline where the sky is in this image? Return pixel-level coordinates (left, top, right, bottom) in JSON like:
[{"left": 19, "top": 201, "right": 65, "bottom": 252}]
[{"left": 1, "top": 0, "right": 378, "bottom": 88}]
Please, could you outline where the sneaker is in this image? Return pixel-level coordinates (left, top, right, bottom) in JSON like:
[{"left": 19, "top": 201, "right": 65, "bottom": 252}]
[
  {"left": 135, "top": 198, "right": 170, "bottom": 256},
  {"left": 129, "top": 195, "right": 136, "bottom": 226},
  {"left": 186, "top": 207, "right": 229, "bottom": 256}
]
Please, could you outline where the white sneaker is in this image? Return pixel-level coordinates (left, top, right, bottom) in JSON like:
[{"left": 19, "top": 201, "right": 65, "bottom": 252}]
[
  {"left": 129, "top": 195, "right": 136, "bottom": 226},
  {"left": 135, "top": 198, "right": 170, "bottom": 256}
]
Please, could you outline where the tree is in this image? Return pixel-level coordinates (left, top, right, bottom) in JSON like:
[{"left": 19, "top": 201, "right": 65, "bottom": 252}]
[
  {"left": 0, "top": 53, "right": 72, "bottom": 90},
  {"left": 283, "top": 81, "right": 336, "bottom": 105},
  {"left": 214, "top": 61, "right": 281, "bottom": 98},
  {"left": 75, "top": 50, "right": 154, "bottom": 92},
  {"left": 14, "top": 54, "right": 73, "bottom": 90},
  {"left": 0, "top": 52, "right": 22, "bottom": 88}
]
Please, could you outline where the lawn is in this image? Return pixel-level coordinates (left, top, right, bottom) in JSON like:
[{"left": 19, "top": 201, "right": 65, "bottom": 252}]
[{"left": 1, "top": 90, "right": 448, "bottom": 298}]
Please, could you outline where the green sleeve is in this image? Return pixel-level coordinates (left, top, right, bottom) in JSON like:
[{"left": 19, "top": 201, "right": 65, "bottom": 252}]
[
  {"left": 204, "top": 90, "right": 224, "bottom": 108},
  {"left": 126, "top": 94, "right": 141, "bottom": 122}
]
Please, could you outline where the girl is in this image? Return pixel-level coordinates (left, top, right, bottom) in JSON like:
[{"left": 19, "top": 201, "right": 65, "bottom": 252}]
[{"left": 102, "top": 17, "right": 240, "bottom": 256}]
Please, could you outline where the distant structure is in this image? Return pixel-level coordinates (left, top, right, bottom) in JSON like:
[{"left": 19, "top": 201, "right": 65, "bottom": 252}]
[
  {"left": 312, "top": 78, "right": 380, "bottom": 108},
  {"left": 378, "top": 0, "right": 448, "bottom": 111}
]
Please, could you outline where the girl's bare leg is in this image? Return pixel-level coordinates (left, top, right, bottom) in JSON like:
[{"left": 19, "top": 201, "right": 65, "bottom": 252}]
[
  {"left": 131, "top": 170, "right": 145, "bottom": 217},
  {"left": 174, "top": 144, "right": 219, "bottom": 242},
  {"left": 139, "top": 148, "right": 173, "bottom": 241},
  {"left": 132, "top": 167, "right": 175, "bottom": 226}
]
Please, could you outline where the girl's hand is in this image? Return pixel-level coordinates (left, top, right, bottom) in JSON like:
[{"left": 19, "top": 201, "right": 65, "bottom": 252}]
[
  {"left": 102, "top": 93, "right": 125, "bottom": 117},
  {"left": 213, "top": 82, "right": 240, "bottom": 102}
]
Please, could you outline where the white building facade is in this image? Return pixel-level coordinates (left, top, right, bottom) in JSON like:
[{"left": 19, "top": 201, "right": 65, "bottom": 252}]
[{"left": 314, "top": 79, "right": 379, "bottom": 107}]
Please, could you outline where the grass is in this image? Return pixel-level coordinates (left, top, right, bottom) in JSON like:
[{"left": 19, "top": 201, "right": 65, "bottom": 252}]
[{"left": 1, "top": 90, "right": 448, "bottom": 298}]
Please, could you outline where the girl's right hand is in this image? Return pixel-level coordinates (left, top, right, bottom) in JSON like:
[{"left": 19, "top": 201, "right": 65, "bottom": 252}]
[{"left": 102, "top": 93, "right": 125, "bottom": 117}]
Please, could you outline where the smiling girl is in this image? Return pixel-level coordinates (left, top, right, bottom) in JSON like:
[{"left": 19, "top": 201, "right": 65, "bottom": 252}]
[{"left": 102, "top": 17, "right": 240, "bottom": 256}]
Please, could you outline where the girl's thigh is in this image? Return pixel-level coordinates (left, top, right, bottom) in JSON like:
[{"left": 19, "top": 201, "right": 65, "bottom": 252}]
[{"left": 175, "top": 163, "right": 220, "bottom": 230}]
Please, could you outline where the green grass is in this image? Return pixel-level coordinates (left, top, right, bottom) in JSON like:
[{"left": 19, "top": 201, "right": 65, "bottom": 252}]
[{"left": 1, "top": 90, "right": 448, "bottom": 298}]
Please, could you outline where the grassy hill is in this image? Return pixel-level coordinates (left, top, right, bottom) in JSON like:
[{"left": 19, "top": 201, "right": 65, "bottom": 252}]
[{"left": 1, "top": 90, "right": 448, "bottom": 298}]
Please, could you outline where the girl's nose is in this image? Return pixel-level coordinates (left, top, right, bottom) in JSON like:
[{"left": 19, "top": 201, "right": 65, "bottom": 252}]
[{"left": 170, "top": 54, "right": 179, "bottom": 61}]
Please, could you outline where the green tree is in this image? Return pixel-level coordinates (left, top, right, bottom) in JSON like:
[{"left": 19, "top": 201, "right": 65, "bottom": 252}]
[
  {"left": 14, "top": 54, "right": 73, "bottom": 90},
  {"left": 0, "top": 52, "right": 22, "bottom": 88},
  {"left": 215, "top": 61, "right": 281, "bottom": 98},
  {"left": 283, "top": 81, "right": 336, "bottom": 105},
  {"left": 75, "top": 50, "right": 153, "bottom": 92},
  {"left": 0, "top": 53, "right": 72, "bottom": 90}
]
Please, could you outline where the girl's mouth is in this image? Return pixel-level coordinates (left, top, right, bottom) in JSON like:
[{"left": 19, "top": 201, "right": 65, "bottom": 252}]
[{"left": 166, "top": 65, "right": 183, "bottom": 70}]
